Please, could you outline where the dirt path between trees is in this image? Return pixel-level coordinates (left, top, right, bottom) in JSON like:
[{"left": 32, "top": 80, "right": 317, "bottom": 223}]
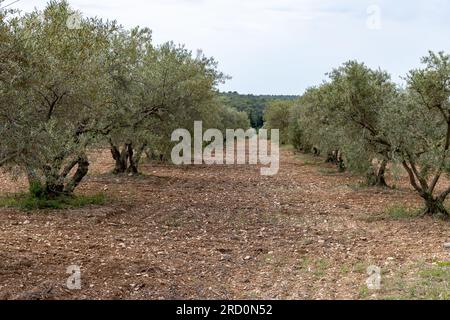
[{"left": 0, "top": 148, "right": 448, "bottom": 300}]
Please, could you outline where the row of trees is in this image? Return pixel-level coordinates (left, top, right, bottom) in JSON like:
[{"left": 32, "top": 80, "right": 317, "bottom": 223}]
[
  {"left": 265, "top": 52, "right": 450, "bottom": 218},
  {"left": 0, "top": 1, "right": 249, "bottom": 197}
]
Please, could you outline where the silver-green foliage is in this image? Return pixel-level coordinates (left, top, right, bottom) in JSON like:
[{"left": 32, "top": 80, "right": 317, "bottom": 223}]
[
  {"left": 290, "top": 52, "right": 450, "bottom": 216},
  {"left": 0, "top": 1, "right": 249, "bottom": 195},
  {"left": 1, "top": 1, "right": 116, "bottom": 196}
]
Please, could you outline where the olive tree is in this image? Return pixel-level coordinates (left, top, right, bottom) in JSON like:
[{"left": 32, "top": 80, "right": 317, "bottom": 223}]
[
  {"left": 295, "top": 84, "right": 347, "bottom": 170},
  {"left": 327, "top": 61, "right": 397, "bottom": 186},
  {"left": 107, "top": 41, "right": 227, "bottom": 174},
  {"left": 288, "top": 102, "right": 313, "bottom": 153},
  {"left": 291, "top": 61, "right": 397, "bottom": 183},
  {"left": 264, "top": 100, "right": 293, "bottom": 145},
  {"left": 104, "top": 26, "right": 156, "bottom": 174},
  {"left": 0, "top": 1, "right": 115, "bottom": 197},
  {"left": 0, "top": 3, "right": 22, "bottom": 166},
  {"left": 381, "top": 52, "right": 450, "bottom": 217}
]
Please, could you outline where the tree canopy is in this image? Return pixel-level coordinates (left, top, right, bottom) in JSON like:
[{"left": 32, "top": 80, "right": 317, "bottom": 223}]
[
  {"left": 0, "top": 0, "right": 249, "bottom": 197},
  {"left": 287, "top": 52, "right": 450, "bottom": 217}
]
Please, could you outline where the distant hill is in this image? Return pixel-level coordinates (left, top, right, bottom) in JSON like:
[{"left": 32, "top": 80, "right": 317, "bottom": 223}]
[{"left": 220, "top": 92, "right": 298, "bottom": 129}]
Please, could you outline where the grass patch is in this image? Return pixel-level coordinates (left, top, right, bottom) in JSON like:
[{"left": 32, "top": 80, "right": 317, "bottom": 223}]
[
  {"left": 297, "top": 257, "right": 330, "bottom": 278},
  {"left": 318, "top": 167, "right": 339, "bottom": 176},
  {"left": 339, "top": 261, "right": 375, "bottom": 276},
  {"left": 381, "top": 262, "right": 449, "bottom": 300},
  {"left": 302, "top": 160, "right": 316, "bottom": 166},
  {"left": 0, "top": 192, "right": 108, "bottom": 210},
  {"left": 384, "top": 205, "right": 420, "bottom": 220},
  {"left": 359, "top": 286, "right": 370, "bottom": 299},
  {"left": 348, "top": 182, "right": 370, "bottom": 191},
  {"left": 280, "top": 144, "right": 294, "bottom": 151},
  {"left": 436, "top": 261, "right": 450, "bottom": 268},
  {"left": 293, "top": 152, "right": 323, "bottom": 166}
]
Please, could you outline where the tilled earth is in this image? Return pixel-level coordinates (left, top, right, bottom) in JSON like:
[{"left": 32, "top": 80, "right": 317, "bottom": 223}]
[{"left": 0, "top": 148, "right": 448, "bottom": 300}]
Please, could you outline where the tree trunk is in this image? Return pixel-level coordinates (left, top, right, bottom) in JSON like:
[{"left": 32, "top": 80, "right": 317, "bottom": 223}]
[
  {"left": 326, "top": 151, "right": 336, "bottom": 163},
  {"left": 40, "top": 155, "right": 90, "bottom": 197},
  {"left": 313, "top": 147, "right": 320, "bottom": 156},
  {"left": 337, "top": 152, "right": 346, "bottom": 172},
  {"left": 126, "top": 143, "right": 138, "bottom": 174},
  {"left": 402, "top": 160, "right": 449, "bottom": 218},
  {"left": 325, "top": 150, "right": 345, "bottom": 171},
  {"left": 127, "top": 143, "right": 146, "bottom": 174},
  {"left": 42, "top": 164, "right": 65, "bottom": 198},
  {"left": 45, "top": 182, "right": 65, "bottom": 198},
  {"left": 111, "top": 142, "right": 128, "bottom": 174},
  {"left": 145, "top": 149, "right": 153, "bottom": 160},
  {"left": 64, "top": 155, "right": 89, "bottom": 194},
  {"left": 377, "top": 160, "right": 388, "bottom": 187},
  {"left": 367, "top": 160, "right": 388, "bottom": 187},
  {"left": 111, "top": 141, "right": 145, "bottom": 175},
  {"left": 422, "top": 195, "right": 449, "bottom": 217}
]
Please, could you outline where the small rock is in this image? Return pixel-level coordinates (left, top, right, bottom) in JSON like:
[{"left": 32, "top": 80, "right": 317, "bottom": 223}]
[
  {"left": 23, "top": 220, "right": 30, "bottom": 225},
  {"left": 219, "top": 254, "right": 232, "bottom": 262},
  {"left": 444, "top": 243, "right": 450, "bottom": 249},
  {"left": 244, "top": 256, "right": 251, "bottom": 261}
]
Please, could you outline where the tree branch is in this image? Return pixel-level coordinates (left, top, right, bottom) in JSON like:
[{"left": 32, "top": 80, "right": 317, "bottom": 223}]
[{"left": 402, "top": 161, "right": 424, "bottom": 195}]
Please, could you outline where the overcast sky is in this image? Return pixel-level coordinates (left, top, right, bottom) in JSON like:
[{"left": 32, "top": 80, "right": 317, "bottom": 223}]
[{"left": 8, "top": 0, "right": 450, "bottom": 95}]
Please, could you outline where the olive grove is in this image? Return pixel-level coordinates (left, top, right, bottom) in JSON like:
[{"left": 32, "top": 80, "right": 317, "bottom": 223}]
[
  {"left": 288, "top": 52, "right": 450, "bottom": 217},
  {"left": 0, "top": 1, "right": 249, "bottom": 198}
]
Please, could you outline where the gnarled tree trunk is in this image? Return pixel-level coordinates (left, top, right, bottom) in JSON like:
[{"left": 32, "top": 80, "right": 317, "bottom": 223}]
[
  {"left": 403, "top": 160, "right": 449, "bottom": 218},
  {"left": 110, "top": 140, "right": 146, "bottom": 175},
  {"left": 111, "top": 142, "right": 129, "bottom": 174},
  {"left": 422, "top": 195, "right": 448, "bottom": 217},
  {"left": 326, "top": 151, "right": 337, "bottom": 164},
  {"left": 367, "top": 159, "right": 388, "bottom": 187},
  {"left": 326, "top": 150, "right": 346, "bottom": 172},
  {"left": 337, "top": 152, "right": 346, "bottom": 172},
  {"left": 64, "top": 155, "right": 89, "bottom": 194},
  {"left": 312, "top": 147, "right": 320, "bottom": 156},
  {"left": 25, "top": 154, "right": 90, "bottom": 198}
]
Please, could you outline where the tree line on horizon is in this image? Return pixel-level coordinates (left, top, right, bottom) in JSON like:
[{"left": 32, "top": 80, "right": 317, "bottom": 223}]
[{"left": 220, "top": 92, "right": 297, "bottom": 129}]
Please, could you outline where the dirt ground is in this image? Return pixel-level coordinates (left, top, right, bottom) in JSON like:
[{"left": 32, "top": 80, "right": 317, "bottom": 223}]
[{"left": 0, "top": 147, "right": 448, "bottom": 300}]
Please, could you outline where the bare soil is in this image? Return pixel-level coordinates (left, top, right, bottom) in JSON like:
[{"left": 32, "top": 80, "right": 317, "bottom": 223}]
[{"left": 0, "top": 147, "right": 448, "bottom": 300}]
